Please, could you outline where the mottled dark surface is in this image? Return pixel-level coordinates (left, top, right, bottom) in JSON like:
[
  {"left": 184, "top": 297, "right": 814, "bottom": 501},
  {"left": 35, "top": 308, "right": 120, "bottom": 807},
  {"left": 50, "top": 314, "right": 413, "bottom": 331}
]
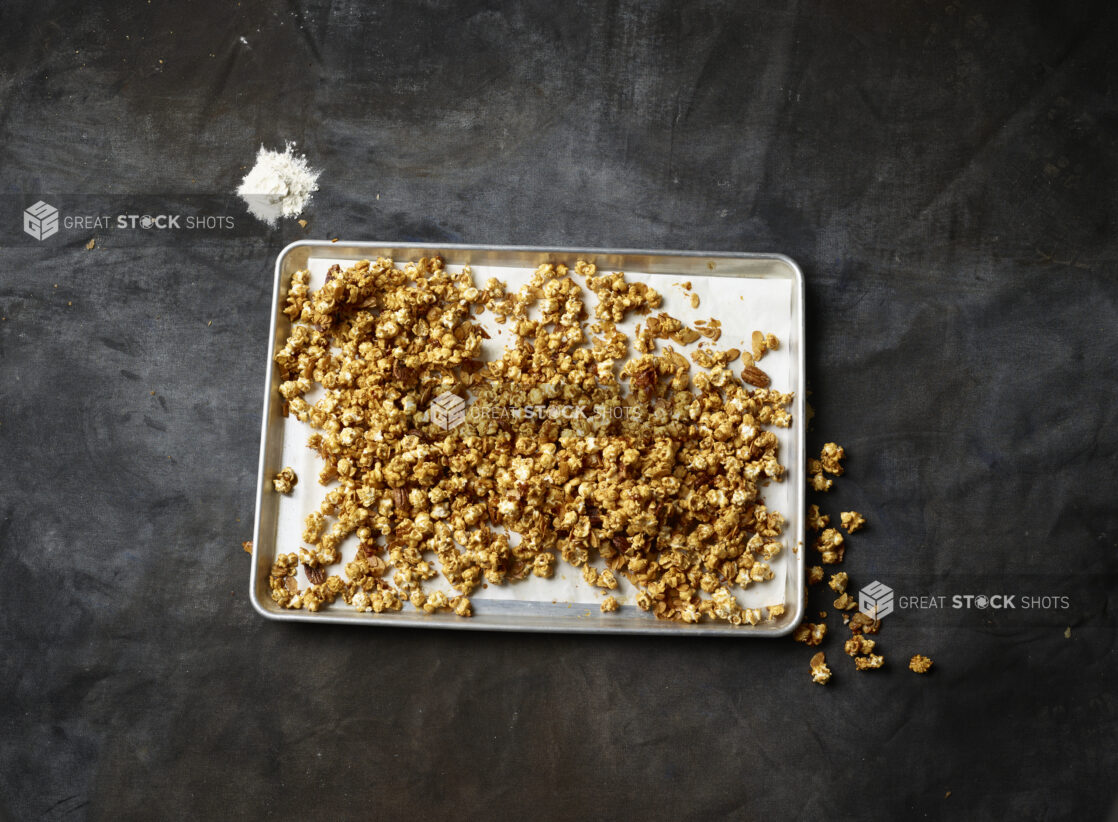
[{"left": 1, "top": 1, "right": 1116, "bottom": 819}]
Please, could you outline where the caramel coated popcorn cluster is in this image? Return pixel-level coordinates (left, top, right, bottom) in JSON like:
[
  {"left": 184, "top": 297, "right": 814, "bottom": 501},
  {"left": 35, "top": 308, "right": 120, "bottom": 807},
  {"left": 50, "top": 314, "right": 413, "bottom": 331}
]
[
  {"left": 809, "top": 652, "right": 831, "bottom": 684},
  {"left": 272, "top": 467, "right": 298, "bottom": 494},
  {"left": 796, "top": 441, "right": 910, "bottom": 683},
  {"left": 269, "top": 256, "right": 795, "bottom": 624},
  {"left": 909, "top": 654, "right": 933, "bottom": 674}
]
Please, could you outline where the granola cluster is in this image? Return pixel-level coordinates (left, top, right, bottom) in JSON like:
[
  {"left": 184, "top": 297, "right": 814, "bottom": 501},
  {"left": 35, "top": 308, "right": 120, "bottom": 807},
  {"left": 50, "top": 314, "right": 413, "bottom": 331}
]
[{"left": 269, "top": 256, "right": 794, "bottom": 624}]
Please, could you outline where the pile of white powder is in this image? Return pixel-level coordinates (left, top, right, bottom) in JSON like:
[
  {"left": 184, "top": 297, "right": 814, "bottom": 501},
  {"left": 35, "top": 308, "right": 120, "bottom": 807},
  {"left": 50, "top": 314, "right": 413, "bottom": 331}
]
[{"left": 237, "top": 143, "right": 320, "bottom": 226}]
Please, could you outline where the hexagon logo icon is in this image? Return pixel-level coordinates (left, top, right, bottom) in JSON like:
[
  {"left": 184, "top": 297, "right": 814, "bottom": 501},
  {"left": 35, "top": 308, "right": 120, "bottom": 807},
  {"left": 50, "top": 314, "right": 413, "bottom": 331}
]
[
  {"left": 858, "top": 580, "right": 894, "bottom": 620},
  {"left": 24, "top": 201, "right": 59, "bottom": 240},
  {"left": 430, "top": 391, "right": 466, "bottom": 430}
]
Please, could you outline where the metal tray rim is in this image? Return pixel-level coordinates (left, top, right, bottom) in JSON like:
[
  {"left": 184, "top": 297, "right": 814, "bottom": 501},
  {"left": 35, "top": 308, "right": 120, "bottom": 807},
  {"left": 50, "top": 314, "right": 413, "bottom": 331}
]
[{"left": 251, "top": 240, "right": 806, "bottom": 637}]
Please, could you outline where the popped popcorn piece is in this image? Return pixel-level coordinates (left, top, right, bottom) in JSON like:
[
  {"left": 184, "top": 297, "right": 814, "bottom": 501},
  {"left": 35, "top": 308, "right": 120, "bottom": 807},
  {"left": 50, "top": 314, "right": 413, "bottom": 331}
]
[
  {"left": 909, "top": 654, "right": 933, "bottom": 674},
  {"left": 848, "top": 612, "right": 881, "bottom": 634},
  {"left": 272, "top": 466, "right": 298, "bottom": 494},
  {"left": 814, "top": 528, "right": 845, "bottom": 565},
  {"left": 840, "top": 510, "right": 866, "bottom": 533},
  {"left": 600, "top": 596, "right": 619, "bottom": 613},
  {"left": 596, "top": 569, "right": 618, "bottom": 590},
  {"left": 809, "top": 651, "right": 832, "bottom": 684},
  {"left": 807, "top": 504, "right": 830, "bottom": 531},
  {"left": 807, "top": 566, "right": 824, "bottom": 586},
  {"left": 833, "top": 592, "right": 857, "bottom": 611},
  {"left": 828, "top": 572, "right": 848, "bottom": 593},
  {"left": 820, "top": 442, "right": 845, "bottom": 475},
  {"left": 844, "top": 635, "right": 876, "bottom": 656},
  {"left": 793, "top": 622, "right": 827, "bottom": 646},
  {"left": 854, "top": 654, "right": 884, "bottom": 671}
]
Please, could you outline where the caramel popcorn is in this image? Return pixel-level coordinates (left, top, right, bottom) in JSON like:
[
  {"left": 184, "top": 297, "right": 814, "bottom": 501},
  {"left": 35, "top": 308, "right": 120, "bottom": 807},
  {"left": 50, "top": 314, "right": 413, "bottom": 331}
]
[
  {"left": 854, "top": 654, "right": 884, "bottom": 671},
  {"left": 827, "top": 571, "right": 848, "bottom": 593},
  {"left": 909, "top": 654, "right": 933, "bottom": 674},
  {"left": 848, "top": 612, "right": 881, "bottom": 634},
  {"left": 807, "top": 565, "right": 824, "bottom": 586},
  {"left": 814, "top": 528, "right": 845, "bottom": 564},
  {"left": 820, "top": 442, "right": 845, "bottom": 475},
  {"left": 807, "top": 504, "right": 829, "bottom": 531},
  {"left": 844, "top": 635, "right": 876, "bottom": 656},
  {"left": 271, "top": 256, "right": 796, "bottom": 624},
  {"left": 600, "top": 596, "right": 620, "bottom": 613},
  {"left": 833, "top": 592, "right": 857, "bottom": 611},
  {"left": 840, "top": 510, "right": 865, "bottom": 533},
  {"left": 273, "top": 467, "right": 298, "bottom": 494},
  {"left": 809, "top": 651, "right": 832, "bottom": 684},
  {"left": 793, "top": 622, "right": 827, "bottom": 646}
]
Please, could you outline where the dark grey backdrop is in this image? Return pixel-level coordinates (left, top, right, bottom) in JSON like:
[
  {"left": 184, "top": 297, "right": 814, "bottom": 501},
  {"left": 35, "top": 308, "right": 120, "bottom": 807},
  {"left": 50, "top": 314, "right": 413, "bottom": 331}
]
[{"left": 1, "top": 1, "right": 1116, "bottom": 820}]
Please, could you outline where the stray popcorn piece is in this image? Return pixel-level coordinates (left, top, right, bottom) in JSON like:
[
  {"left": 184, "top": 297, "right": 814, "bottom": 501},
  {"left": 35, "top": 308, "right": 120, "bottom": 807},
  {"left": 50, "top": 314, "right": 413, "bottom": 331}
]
[
  {"left": 854, "top": 654, "right": 885, "bottom": 671},
  {"left": 820, "top": 442, "right": 845, "bottom": 475},
  {"left": 807, "top": 566, "right": 824, "bottom": 586},
  {"left": 601, "top": 596, "right": 620, "bottom": 613},
  {"left": 909, "top": 654, "right": 934, "bottom": 674},
  {"left": 767, "top": 603, "right": 785, "bottom": 621},
  {"left": 828, "top": 572, "right": 848, "bottom": 593},
  {"left": 272, "top": 466, "right": 298, "bottom": 494},
  {"left": 809, "top": 651, "right": 832, "bottom": 684},
  {"left": 242, "top": 540, "right": 253, "bottom": 554},
  {"left": 814, "top": 528, "right": 845, "bottom": 564},
  {"left": 833, "top": 592, "right": 857, "bottom": 611},
  {"left": 793, "top": 622, "right": 827, "bottom": 646},
  {"left": 844, "top": 635, "right": 876, "bottom": 656},
  {"left": 807, "top": 504, "right": 830, "bottom": 531},
  {"left": 840, "top": 511, "right": 866, "bottom": 533},
  {"left": 848, "top": 612, "right": 881, "bottom": 634},
  {"left": 810, "top": 472, "right": 833, "bottom": 492}
]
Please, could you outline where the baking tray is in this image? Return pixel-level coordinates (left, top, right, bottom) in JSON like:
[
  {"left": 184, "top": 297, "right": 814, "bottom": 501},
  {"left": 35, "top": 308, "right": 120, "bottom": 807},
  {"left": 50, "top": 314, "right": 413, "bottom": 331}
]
[{"left": 251, "top": 242, "right": 806, "bottom": 635}]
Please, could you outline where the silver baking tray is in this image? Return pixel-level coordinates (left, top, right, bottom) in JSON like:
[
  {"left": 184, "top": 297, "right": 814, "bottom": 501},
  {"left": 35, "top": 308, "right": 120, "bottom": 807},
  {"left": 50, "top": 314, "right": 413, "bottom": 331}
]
[{"left": 251, "top": 241, "right": 805, "bottom": 635}]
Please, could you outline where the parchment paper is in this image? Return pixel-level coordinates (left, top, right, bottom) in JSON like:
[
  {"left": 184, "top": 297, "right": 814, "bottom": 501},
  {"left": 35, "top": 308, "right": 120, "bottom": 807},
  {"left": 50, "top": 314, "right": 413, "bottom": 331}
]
[{"left": 273, "top": 255, "right": 797, "bottom": 613}]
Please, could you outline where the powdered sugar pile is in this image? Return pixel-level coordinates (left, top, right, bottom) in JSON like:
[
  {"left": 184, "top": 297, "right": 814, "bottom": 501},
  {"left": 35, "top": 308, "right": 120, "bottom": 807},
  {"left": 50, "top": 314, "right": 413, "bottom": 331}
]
[{"left": 237, "top": 143, "right": 320, "bottom": 226}]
